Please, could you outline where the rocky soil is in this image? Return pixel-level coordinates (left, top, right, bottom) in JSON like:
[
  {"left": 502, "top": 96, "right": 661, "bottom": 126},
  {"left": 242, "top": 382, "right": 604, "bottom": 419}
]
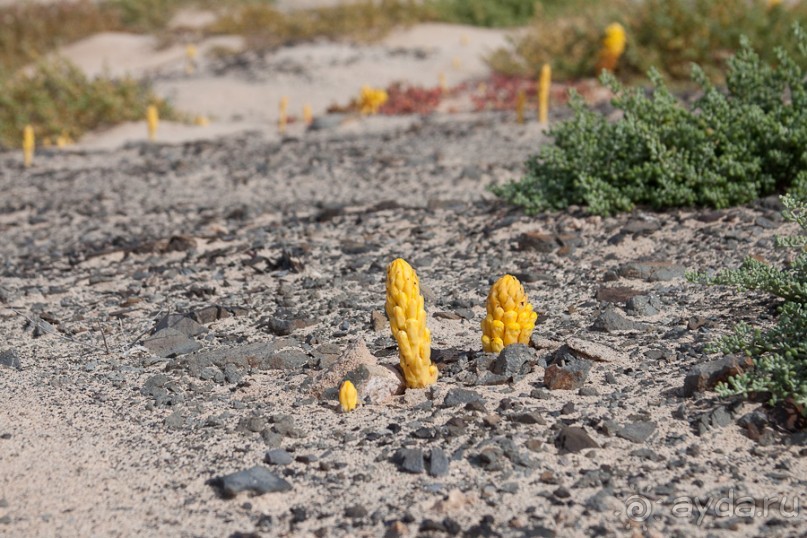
[{"left": 1, "top": 112, "right": 806, "bottom": 538}]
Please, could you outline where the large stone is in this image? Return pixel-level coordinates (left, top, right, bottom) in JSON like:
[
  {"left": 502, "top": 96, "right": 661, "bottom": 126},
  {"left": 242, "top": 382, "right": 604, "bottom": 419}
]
[
  {"left": 591, "top": 305, "right": 647, "bottom": 332},
  {"left": 442, "top": 388, "right": 484, "bottom": 407},
  {"left": 311, "top": 338, "right": 404, "bottom": 404},
  {"left": 0, "top": 349, "right": 21, "bottom": 370},
  {"left": 142, "top": 328, "right": 201, "bottom": 358},
  {"left": 153, "top": 313, "right": 208, "bottom": 337},
  {"left": 617, "top": 421, "right": 657, "bottom": 443},
  {"left": 682, "top": 355, "right": 754, "bottom": 397},
  {"left": 208, "top": 466, "right": 292, "bottom": 498},
  {"left": 625, "top": 295, "right": 662, "bottom": 317}
]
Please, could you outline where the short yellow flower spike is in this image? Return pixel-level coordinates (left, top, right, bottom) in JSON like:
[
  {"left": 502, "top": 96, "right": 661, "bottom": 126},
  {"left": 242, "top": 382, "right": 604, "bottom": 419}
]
[
  {"left": 358, "top": 86, "right": 388, "bottom": 115},
  {"left": 385, "top": 258, "right": 438, "bottom": 389},
  {"left": 538, "top": 63, "right": 551, "bottom": 125},
  {"left": 22, "top": 125, "right": 34, "bottom": 167},
  {"left": 339, "top": 380, "right": 358, "bottom": 412},
  {"left": 146, "top": 105, "right": 159, "bottom": 141},
  {"left": 481, "top": 275, "right": 538, "bottom": 353},
  {"left": 597, "top": 23, "right": 626, "bottom": 73}
]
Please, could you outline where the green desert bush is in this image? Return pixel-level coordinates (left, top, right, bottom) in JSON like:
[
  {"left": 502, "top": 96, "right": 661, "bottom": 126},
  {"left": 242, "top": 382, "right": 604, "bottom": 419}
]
[
  {"left": 689, "top": 193, "right": 807, "bottom": 412},
  {"left": 0, "top": 59, "right": 177, "bottom": 148},
  {"left": 489, "top": 0, "right": 807, "bottom": 82},
  {"left": 492, "top": 25, "right": 807, "bottom": 216}
]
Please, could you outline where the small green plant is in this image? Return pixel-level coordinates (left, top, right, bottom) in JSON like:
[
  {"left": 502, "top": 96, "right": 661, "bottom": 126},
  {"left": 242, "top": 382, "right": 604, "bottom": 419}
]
[
  {"left": 426, "top": 0, "right": 536, "bottom": 28},
  {"left": 0, "top": 58, "right": 177, "bottom": 148},
  {"left": 688, "top": 193, "right": 807, "bottom": 413},
  {"left": 492, "top": 25, "right": 807, "bottom": 216}
]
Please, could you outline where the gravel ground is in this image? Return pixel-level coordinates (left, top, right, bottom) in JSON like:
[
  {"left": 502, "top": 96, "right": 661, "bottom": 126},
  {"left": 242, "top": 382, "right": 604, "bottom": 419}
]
[{"left": 1, "top": 112, "right": 806, "bottom": 538}]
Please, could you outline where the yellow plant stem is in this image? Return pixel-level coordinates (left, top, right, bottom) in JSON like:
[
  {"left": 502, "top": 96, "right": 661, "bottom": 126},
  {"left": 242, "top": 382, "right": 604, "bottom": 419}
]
[
  {"left": 538, "top": 63, "right": 551, "bottom": 125},
  {"left": 146, "top": 105, "right": 159, "bottom": 141},
  {"left": 23, "top": 125, "right": 34, "bottom": 167}
]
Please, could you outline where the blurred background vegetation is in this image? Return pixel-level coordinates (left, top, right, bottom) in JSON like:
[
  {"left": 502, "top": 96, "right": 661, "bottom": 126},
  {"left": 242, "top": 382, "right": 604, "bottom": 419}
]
[{"left": 2, "top": 0, "right": 807, "bottom": 148}]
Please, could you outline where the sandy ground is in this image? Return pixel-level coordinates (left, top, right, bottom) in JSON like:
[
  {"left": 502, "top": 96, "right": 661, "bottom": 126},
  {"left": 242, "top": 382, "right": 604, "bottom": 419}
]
[{"left": 2, "top": 5, "right": 807, "bottom": 538}]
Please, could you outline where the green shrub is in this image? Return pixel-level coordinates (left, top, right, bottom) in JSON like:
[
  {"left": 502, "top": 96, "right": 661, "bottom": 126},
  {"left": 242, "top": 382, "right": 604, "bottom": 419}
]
[
  {"left": 0, "top": 59, "right": 178, "bottom": 149},
  {"left": 492, "top": 25, "right": 807, "bottom": 216},
  {"left": 688, "top": 193, "right": 807, "bottom": 412},
  {"left": 426, "top": 0, "right": 537, "bottom": 28}
]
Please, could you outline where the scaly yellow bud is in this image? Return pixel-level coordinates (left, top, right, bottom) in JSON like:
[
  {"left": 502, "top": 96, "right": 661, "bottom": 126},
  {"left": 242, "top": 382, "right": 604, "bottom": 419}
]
[
  {"left": 385, "top": 258, "right": 438, "bottom": 388},
  {"left": 146, "top": 105, "right": 159, "bottom": 141},
  {"left": 303, "top": 104, "right": 313, "bottom": 126},
  {"left": 597, "top": 23, "right": 626, "bottom": 73},
  {"left": 23, "top": 125, "right": 34, "bottom": 167},
  {"left": 538, "top": 63, "right": 551, "bottom": 125},
  {"left": 339, "top": 380, "right": 358, "bottom": 412},
  {"left": 481, "top": 275, "right": 538, "bottom": 353},
  {"left": 358, "top": 86, "right": 388, "bottom": 115}
]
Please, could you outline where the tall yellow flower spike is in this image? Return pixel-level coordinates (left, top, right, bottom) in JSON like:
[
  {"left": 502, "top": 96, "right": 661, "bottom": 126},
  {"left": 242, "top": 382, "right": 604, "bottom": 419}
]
[
  {"left": 22, "top": 125, "right": 34, "bottom": 167},
  {"left": 481, "top": 275, "right": 538, "bottom": 353},
  {"left": 146, "top": 105, "right": 159, "bottom": 141},
  {"left": 385, "top": 259, "right": 438, "bottom": 389},
  {"left": 538, "top": 63, "right": 551, "bottom": 125},
  {"left": 597, "top": 23, "right": 626, "bottom": 73},
  {"left": 339, "top": 380, "right": 358, "bottom": 412}
]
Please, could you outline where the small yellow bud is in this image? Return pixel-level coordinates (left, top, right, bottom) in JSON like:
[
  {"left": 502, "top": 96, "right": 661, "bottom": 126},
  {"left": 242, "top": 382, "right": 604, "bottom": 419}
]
[
  {"left": 439, "top": 73, "right": 447, "bottom": 91},
  {"left": 451, "top": 57, "right": 462, "bottom": 70},
  {"left": 303, "top": 104, "right": 313, "bottom": 126},
  {"left": 538, "top": 63, "right": 551, "bottom": 125},
  {"left": 194, "top": 115, "right": 209, "bottom": 126},
  {"left": 185, "top": 44, "right": 198, "bottom": 74},
  {"left": 358, "top": 86, "right": 388, "bottom": 115},
  {"left": 481, "top": 275, "right": 538, "bottom": 353},
  {"left": 339, "top": 380, "right": 358, "bottom": 412},
  {"left": 146, "top": 105, "right": 159, "bottom": 141},
  {"left": 23, "top": 125, "right": 34, "bottom": 167},
  {"left": 278, "top": 96, "right": 289, "bottom": 133},
  {"left": 385, "top": 258, "right": 438, "bottom": 389}
]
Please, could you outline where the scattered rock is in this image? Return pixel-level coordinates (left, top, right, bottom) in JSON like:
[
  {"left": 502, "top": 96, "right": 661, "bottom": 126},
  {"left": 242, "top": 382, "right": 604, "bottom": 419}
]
[
  {"left": 142, "top": 328, "right": 201, "bottom": 358},
  {"left": 443, "top": 388, "right": 484, "bottom": 408},
  {"left": 625, "top": 295, "right": 662, "bottom": 317},
  {"left": 264, "top": 448, "right": 293, "bottom": 466},
  {"left": 393, "top": 448, "right": 425, "bottom": 474},
  {"left": 191, "top": 305, "right": 248, "bottom": 324},
  {"left": 618, "top": 261, "right": 686, "bottom": 282},
  {"left": 595, "top": 286, "right": 642, "bottom": 303},
  {"left": 0, "top": 349, "right": 21, "bottom": 370},
  {"left": 555, "top": 426, "right": 599, "bottom": 454},
  {"left": 682, "top": 355, "right": 754, "bottom": 397},
  {"left": 558, "top": 338, "right": 625, "bottom": 363},
  {"left": 544, "top": 355, "right": 591, "bottom": 390},
  {"left": 208, "top": 466, "right": 292, "bottom": 498},
  {"left": 517, "top": 232, "right": 557, "bottom": 253},
  {"left": 371, "top": 310, "right": 387, "bottom": 332},
  {"left": 428, "top": 448, "right": 450, "bottom": 477},
  {"left": 591, "top": 305, "right": 647, "bottom": 332},
  {"left": 153, "top": 313, "right": 208, "bottom": 337},
  {"left": 617, "top": 421, "right": 657, "bottom": 443},
  {"left": 491, "top": 344, "right": 533, "bottom": 378}
]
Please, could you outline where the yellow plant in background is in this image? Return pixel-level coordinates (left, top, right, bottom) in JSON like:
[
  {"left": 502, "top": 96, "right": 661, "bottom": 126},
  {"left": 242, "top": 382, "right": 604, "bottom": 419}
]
[
  {"left": 22, "top": 125, "right": 34, "bottom": 167},
  {"left": 481, "top": 275, "right": 538, "bottom": 353},
  {"left": 538, "top": 63, "right": 551, "bottom": 125},
  {"left": 439, "top": 73, "right": 447, "bottom": 91},
  {"left": 278, "top": 96, "right": 288, "bottom": 133},
  {"left": 597, "top": 22, "right": 626, "bottom": 72},
  {"left": 516, "top": 89, "right": 526, "bottom": 124},
  {"left": 358, "top": 85, "right": 388, "bottom": 115},
  {"left": 146, "top": 105, "right": 159, "bottom": 141},
  {"left": 385, "top": 258, "right": 438, "bottom": 389},
  {"left": 303, "top": 104, "right": 313, "bottom": 126},
  {"left": 339, "top": 380, "right": 358, "bottom": 412}
]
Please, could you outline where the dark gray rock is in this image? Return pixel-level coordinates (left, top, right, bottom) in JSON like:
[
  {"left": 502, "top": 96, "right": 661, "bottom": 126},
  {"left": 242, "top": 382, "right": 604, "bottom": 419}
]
[
  {"left": 596, "top": 286, "right": 642, "bottom": 303},
  {"left": 264, "top": 448, "right": 293, "bottom": 466},
  {"left": 142, "top": 328, "right": 201, "bottom": 358},
  {"left": 442, "top": 388, "right": 484, "bottom": 407},
  {"left": 617, "top": 421, "right": 657, "bottom": 443},
  {"left": 630, "top": 448, "right": 665, "bottom": 462},
  {"left": 261, "top": 350, "right": 310, "bottom": 370},
  {"left": 592, "top": 305, "right": 647, "bottom": 332},
  {"left": 618, "top": 261, "right": 686, "bottom": 282},
  {"left": 154, "top": 313, "right": 208, "bottom": 337},
  {"left": 555, "top": 426, "right": 599, "bottom": 453},
  {"left": 682, "top": 355, "right": 753, "bottom": 396},
  {"left": 394, "top": 448, "right": 425, "bottom": 474},
  {"left": 544, "top": 355, "right": 591, "bottom": 390},
  {"left": 625, "top": 295, "right": 662, "bottom": 317},
  {"left": 558, "top": 338, "right": 625, "bottom": 363},
  {"left": 208, "top": 466, "right": 292, "bottom": 498},
  {"left": 0, "top": 349, "right": 21, "bottom": 370},
  {"left": 345, "top": 505, "right": 368, "bottom": 519},
  {"left": 510, "top": 411, "right": 546, "bottom": 425},
  {"left": 428, "top": 447, "right": 449, "bottom": 477},
  {"left": 491, "top": 344, "right": 533, "bottom": 377},
  {"left": 164, "top": 411, "right": 184, "bottom": 430}
]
